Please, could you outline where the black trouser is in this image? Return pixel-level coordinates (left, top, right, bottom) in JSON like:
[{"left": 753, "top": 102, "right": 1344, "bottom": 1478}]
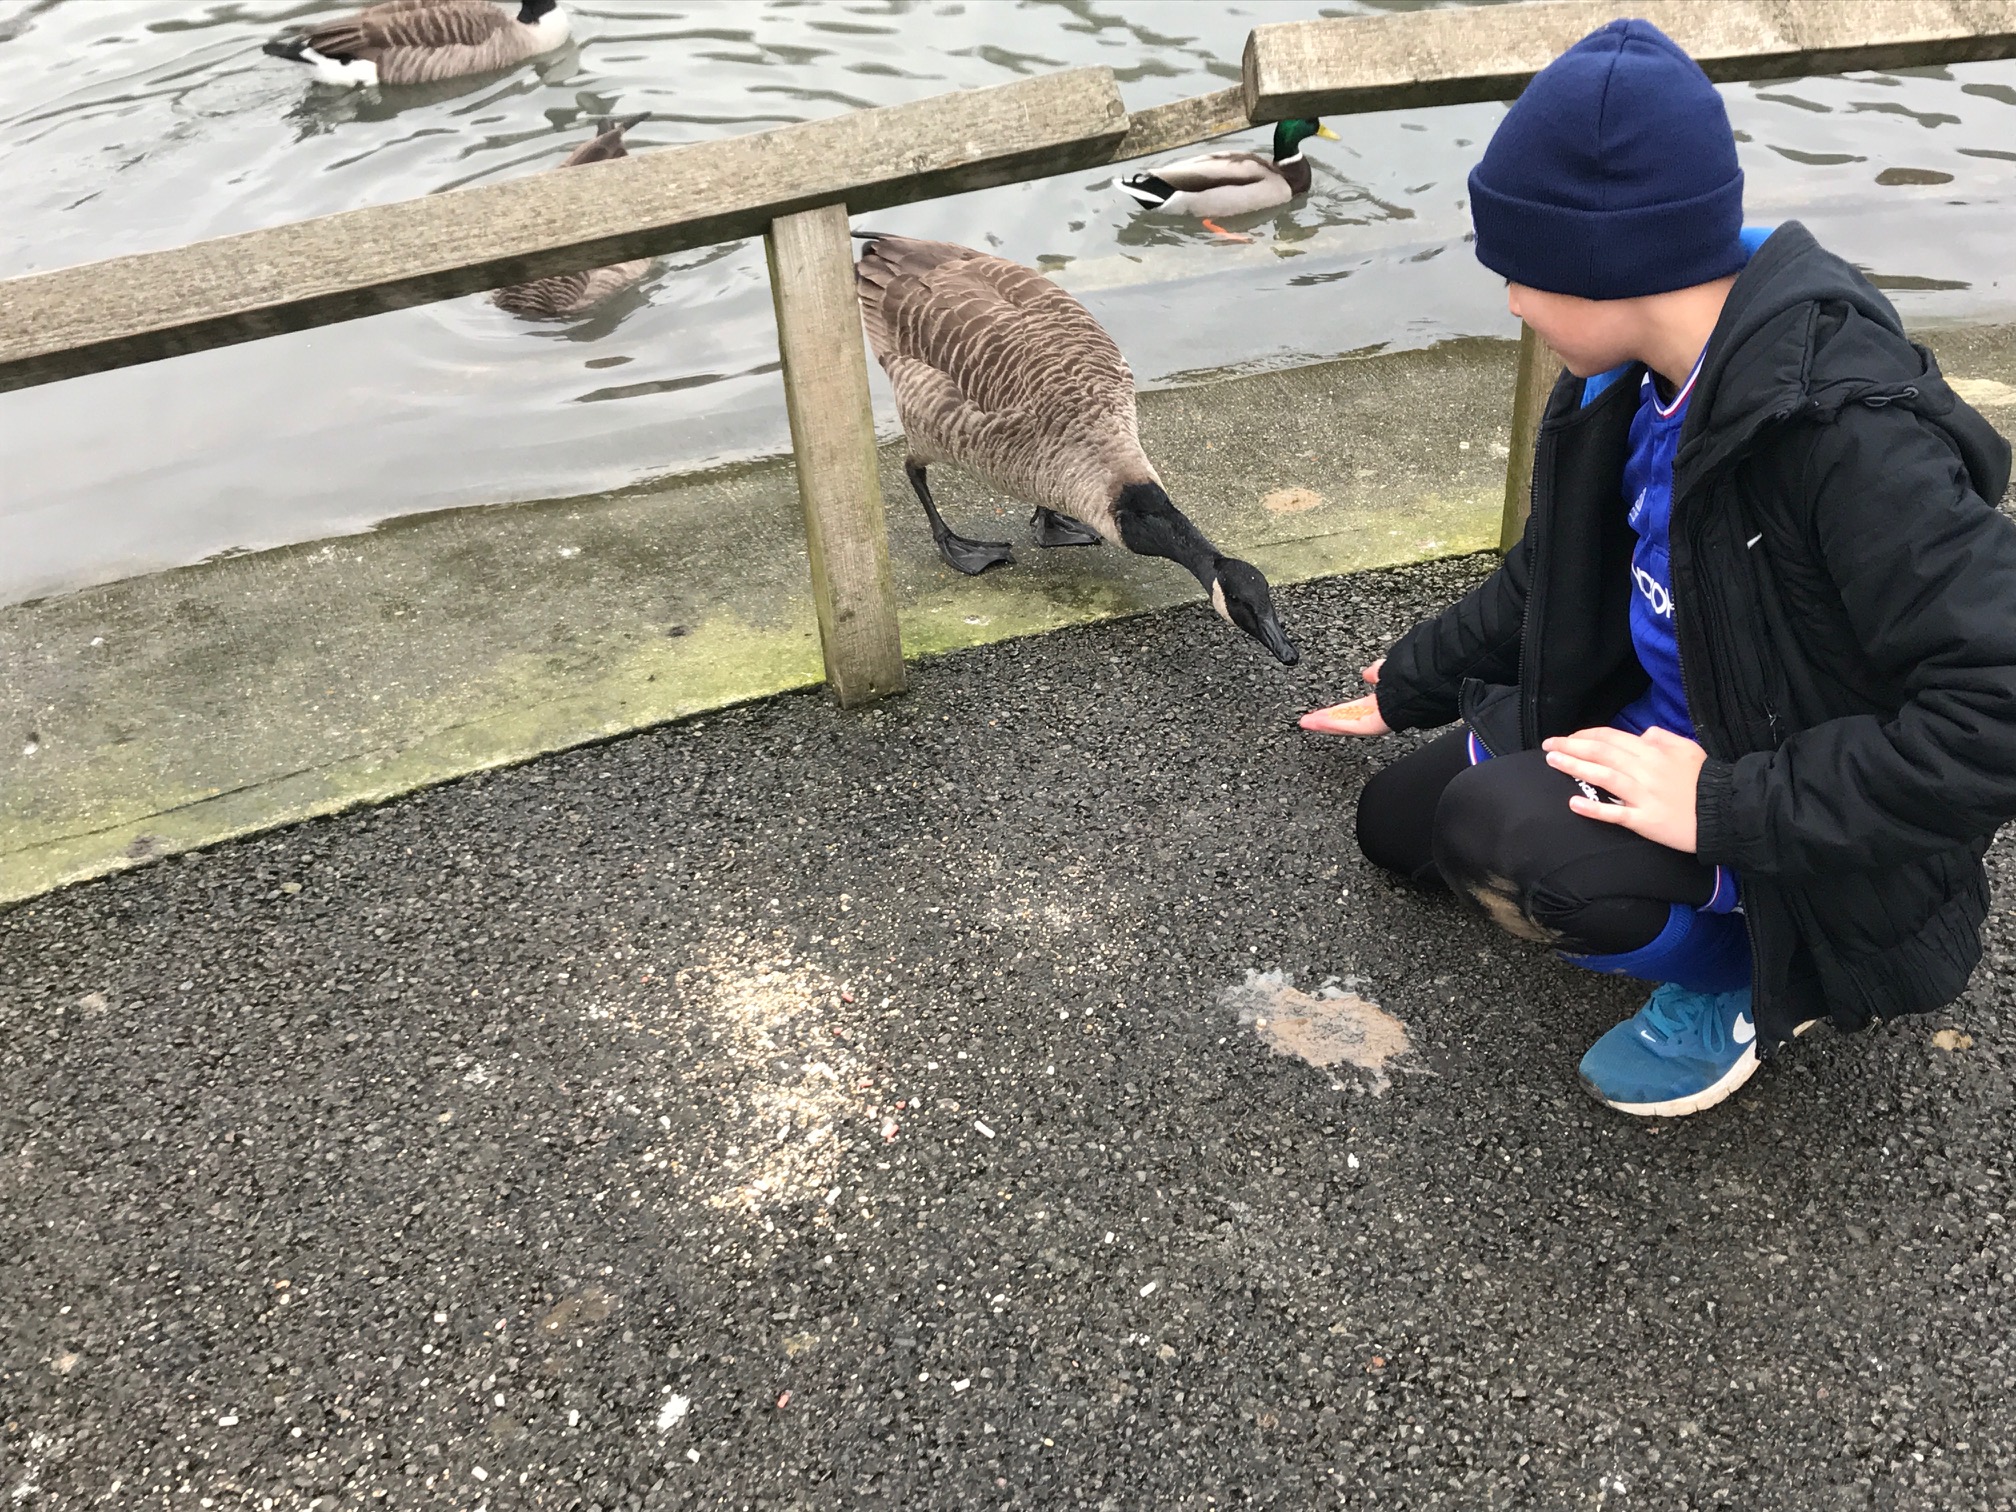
[{"left": 1355, "top": 729, "right": 1721, "bottom": 955}]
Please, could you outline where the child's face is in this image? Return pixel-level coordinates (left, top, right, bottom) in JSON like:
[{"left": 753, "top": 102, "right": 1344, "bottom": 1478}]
[{"left": 1507, "top": 283, "right": 1642, "bottom": 378}]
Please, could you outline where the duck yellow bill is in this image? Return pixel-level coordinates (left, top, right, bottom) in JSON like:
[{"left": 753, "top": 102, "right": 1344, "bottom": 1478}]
[{"left": 1316, "top": 124, "right": 1341, "bottom": 140}]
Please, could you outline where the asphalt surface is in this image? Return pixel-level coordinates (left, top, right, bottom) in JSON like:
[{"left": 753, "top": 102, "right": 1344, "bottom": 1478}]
[{"left": 4, "top": 554, "right": 2014, "bottom": 1511}]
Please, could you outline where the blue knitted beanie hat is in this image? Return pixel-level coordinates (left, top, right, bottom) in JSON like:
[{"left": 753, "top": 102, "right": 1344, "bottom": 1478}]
[{"left": 1469, "top": 18, "right": 1745, "bottom": 299}]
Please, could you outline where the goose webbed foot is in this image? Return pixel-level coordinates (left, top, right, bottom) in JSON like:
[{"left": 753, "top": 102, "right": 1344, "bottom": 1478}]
[
  {"left": 907, "top": 459, "right": 1014, "bottom": 575},
  {"left": 1030, "top": 507, "right": 1102, "bottom": 548},
  {"left": 934, "top": 530, "right": 1016, "bottom": 575}
]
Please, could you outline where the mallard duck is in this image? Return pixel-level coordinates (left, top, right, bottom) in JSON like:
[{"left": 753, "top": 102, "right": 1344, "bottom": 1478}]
[
  {"left": 262, "top": 0, "right": 570, "bottom": 87},
  {"left": 853, "top": 233, "right": 1299, "bottom": 666},
  {"left": 1119, "top": 118, "right": 1339, "bottom": 227},
  {"left": 493, "top": 117, "right": 653, "bottom": 319}
]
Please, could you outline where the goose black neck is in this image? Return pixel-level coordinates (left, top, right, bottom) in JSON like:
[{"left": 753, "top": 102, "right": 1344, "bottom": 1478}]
[
  {"left": 1112, "top": 482, "right": 1218, "bottom": 585},
  {"left": 518, "top": 0, "right": 557, "bottom": 21}
]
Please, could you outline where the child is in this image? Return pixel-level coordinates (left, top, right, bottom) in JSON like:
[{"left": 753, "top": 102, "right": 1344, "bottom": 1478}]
[{"left": 1302, "top": 19, "right": 2016, "bottom": 1117}]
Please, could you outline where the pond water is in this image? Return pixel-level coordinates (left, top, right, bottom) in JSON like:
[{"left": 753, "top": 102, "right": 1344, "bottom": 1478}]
[{"left": 3, "top": 0, "right": 2014, "bottom": 604}]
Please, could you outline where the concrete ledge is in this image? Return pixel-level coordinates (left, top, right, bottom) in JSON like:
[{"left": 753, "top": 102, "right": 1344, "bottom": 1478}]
[{"left": 6, "top": 328, "right": 2012, "bottom": 904}]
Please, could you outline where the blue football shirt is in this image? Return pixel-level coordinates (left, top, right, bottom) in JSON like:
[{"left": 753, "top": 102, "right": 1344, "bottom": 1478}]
[{"left": 1612, "top": 351, "right": 1703, "bottom": 741}]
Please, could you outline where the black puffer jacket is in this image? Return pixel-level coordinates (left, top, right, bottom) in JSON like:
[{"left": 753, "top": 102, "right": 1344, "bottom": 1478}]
[{"left": 1375, "top": 223, "right": 2016, "bottom": 1048}]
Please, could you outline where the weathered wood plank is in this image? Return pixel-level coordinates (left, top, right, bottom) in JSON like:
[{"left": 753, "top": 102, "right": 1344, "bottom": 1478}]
[
  {"left": 1499, "top": 322, "right": 1563, "bottom": 554},
  {"left": 1244, "top": 0, "right": 2016, "bottom": 122},
  {"left": 0, "top": 68, "right": 1129, "bottom": 394},
  {"left": 1108, "top": 85, "right": 1249, "bottom": 161},
  {"left": 766, "top": 204, "right": 906, "bottom": 707}
]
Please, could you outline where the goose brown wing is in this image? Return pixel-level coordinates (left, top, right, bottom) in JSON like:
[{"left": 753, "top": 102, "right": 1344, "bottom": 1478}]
[
  {"left": 856, "top": 235, "right": 1132, "bottom": 424},
  {"left": 855, "top": 234, "right": 971, "bottom": 363},
  {"left": 494, "top": 269, "right": 593, "bottom": 319},
  {"left": 494, "top": 260, "right": 648, "bottom": 318},
  {"left": 310, "top": 0, "right": 509, "bottom": 58}
]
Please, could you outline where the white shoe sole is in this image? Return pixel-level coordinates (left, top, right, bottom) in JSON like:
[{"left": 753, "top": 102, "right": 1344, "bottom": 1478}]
[
  {"left": 1587, "top": 1044, "right": 1760, "bottom": 1118},
  {"left": 1585, "top": 1018, "right": 1821, "bottom": 1119}
]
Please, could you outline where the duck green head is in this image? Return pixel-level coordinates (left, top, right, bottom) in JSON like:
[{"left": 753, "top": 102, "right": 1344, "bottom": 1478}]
[{"left": 1272, "top": 118, "right": 1340, "bottom": 160}]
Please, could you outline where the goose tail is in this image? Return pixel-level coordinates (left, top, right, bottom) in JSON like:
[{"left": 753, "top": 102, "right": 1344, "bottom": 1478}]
[{"left": 263, "top": 34, "right": 312, "bottom": 61}]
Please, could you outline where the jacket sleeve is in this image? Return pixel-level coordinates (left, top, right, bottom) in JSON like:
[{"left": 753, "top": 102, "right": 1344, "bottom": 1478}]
[
  {"left": 1696, "top": 408, "right": 2016, "bottom": 878},
  {"left": 1373, "top": 527, "right": 1530, "bottom": 731}
]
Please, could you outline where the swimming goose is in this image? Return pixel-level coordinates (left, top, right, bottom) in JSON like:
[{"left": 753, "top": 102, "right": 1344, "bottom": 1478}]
[
  {"left": 1119, "top": 118, "right": 1339, "bottom": 225},
  {"left": 493, "top": 117, "right": 653, "bottom": 319},
  {"left": 263, "top": 0, "right": 570, "bottom": 88},
  {"left": 854, "top": 232, "right": 1299, "bottom": 666}
]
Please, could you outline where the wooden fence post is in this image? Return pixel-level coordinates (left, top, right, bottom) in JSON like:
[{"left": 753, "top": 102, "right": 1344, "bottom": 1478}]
[
  {"left": 766, "top": 202, "right": 907, "bottom": 707},
  {"left": 1498, "top": 321, "right": 1561, "bottom": 553}
]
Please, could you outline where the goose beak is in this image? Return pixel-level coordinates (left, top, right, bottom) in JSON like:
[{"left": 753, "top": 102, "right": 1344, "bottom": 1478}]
[
  {"left": 1257, "top": 614, "right": 1300, "bottom": 667},
  {"left": 1315, "top": 124, "right": 1340, "bottom": 141}
]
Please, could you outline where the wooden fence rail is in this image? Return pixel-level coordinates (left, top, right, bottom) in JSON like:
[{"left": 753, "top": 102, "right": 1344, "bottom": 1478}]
[
  {"left": 4, "top": 0, "right": 2013, "bottom": 704},
  {"left": 0, "top": 67, "right": 1131, "bottom": 395},
  {"left": 1243, "top": 0, "right": 2016, "bottom": 119}
]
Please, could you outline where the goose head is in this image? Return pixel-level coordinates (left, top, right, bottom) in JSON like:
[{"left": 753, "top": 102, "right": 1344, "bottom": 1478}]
[
  {"left": 1272, "top": 118, "right": 1340, "bottom": 162},
  {"left": 1210, "top": 557, "right": 1300, "bottom": 666},
  {"left": 1111, "top": 482, "right": 1299, "bottom": 665}
]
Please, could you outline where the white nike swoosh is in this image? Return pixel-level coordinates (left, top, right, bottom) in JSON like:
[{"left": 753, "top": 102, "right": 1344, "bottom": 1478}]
[{"left": 1732, "top": 1014, "right": 1756, "bottom": 1046}]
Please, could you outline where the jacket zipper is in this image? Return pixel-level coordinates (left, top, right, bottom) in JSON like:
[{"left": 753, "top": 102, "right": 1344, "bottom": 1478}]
[
  {"left": 1675, "top": 440, "right": 1798, "bottom": 1046},
  {"left": 1857, "top": 384, "right": 1919, "bottom": 409}
]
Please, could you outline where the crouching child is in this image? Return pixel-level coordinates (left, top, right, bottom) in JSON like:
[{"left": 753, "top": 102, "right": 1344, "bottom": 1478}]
[{"left": 1302, "top": 19, "right": 2016, "bottom": 1116}]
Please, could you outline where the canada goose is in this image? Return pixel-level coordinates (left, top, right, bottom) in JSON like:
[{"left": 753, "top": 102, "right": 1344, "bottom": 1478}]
[
  {"left": 493, "top": 117, "right": 653, "bottom": 319},
  {"left": 1119, "top": 118, "right": 1339, "bottom": 233},
  {"left": 263, "top": 0, "right": 570, "bottom": 88},
  {"left": 854, "top": 232, "right": 1298, "bottom": 666}
]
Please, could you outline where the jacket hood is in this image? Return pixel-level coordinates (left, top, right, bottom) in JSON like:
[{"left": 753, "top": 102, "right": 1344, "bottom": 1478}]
[{"left": 1679, "top": 221, "right": 2011, "bottom": 503}]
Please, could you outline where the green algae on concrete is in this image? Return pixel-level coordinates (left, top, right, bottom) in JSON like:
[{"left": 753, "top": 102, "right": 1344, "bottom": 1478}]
[
  {"left": 2, "top": 455, "right": 832, "bottom": 902},
  {"left": 6, "top": 616, "right": 829, "bottom": 900},
  {"left": 7, "top": 326, "right": 2013, "bottom": 904}
]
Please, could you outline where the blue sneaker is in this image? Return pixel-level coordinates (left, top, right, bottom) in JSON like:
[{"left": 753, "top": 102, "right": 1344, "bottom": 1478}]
[{"left": 1578, "top": 982, "right": 1759, "bottom": 1117}]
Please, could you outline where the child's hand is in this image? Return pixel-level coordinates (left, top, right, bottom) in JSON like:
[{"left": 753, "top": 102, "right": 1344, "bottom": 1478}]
[
  {"left": 1541, "top": 726, "right": 1708, "bottom": 853},
  {"left": 1299, "top": 658, "right": 1389, "bottom": 736}
]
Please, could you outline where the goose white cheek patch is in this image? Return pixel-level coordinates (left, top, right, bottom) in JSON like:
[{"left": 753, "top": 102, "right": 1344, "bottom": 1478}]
[{"left": 529, "top": 8, "right": 573, "bottom": 47}]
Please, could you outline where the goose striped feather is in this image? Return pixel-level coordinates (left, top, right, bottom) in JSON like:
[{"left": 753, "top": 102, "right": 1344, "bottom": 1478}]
[
  {"left": 264, "top": 0, "right": 569, "bottom": 87},
  {"left": 493, "top": 116, "right": 652, "bottom": 319},
  {"left": 855, "top": 234, "right": 1155, "bottom": 542}
]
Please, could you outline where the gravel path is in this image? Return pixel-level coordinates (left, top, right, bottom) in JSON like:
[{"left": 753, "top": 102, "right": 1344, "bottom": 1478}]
[{"left": 5, "top": 554, "right": 2013, "bottom": 1511}]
